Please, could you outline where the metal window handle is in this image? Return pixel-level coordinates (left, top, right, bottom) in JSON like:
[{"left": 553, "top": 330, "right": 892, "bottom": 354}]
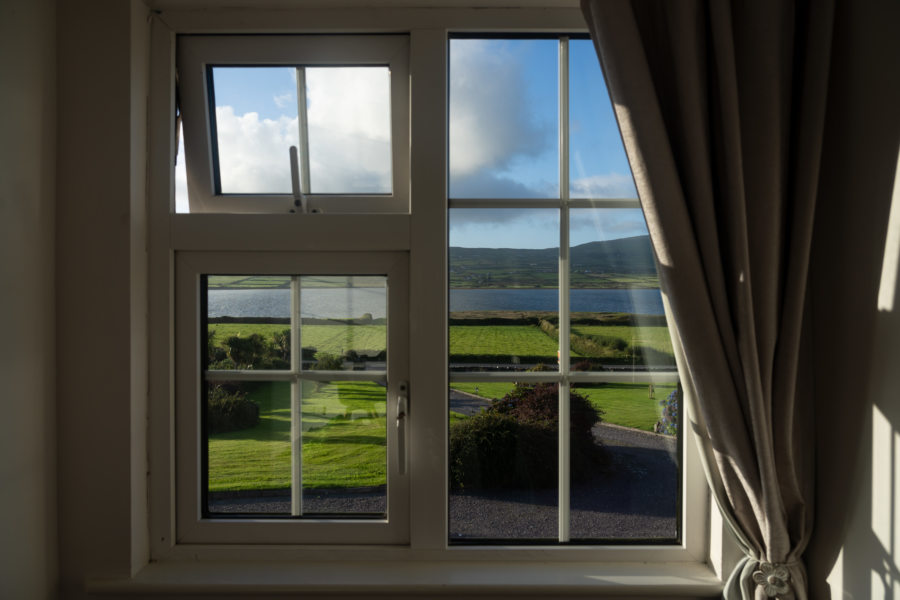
[{"left": 396, "top": 382, "right": 408, "bottom": 475}]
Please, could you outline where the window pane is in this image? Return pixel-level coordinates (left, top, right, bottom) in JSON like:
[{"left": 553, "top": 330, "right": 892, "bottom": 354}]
[
  {"left": 300, "top": 276, "right": 387, "bottom": 370},
  {"left": 301, "top": 379, "right": 387, "bottom": 515},
  {"left": 449, "top": 382, "right": 558, "bottom": 541},
  {"left": 449, "top": 209, "right": 559, "bottom": 373},
  {"left": 568, "top": 209, "right": 676, "bottom": 372},
  {"left": 306, "top": 67, "right": 392, "bottom": 194},
  {"left": 569, "top": 382, "right": 680, "bottom": 540},
  {"left": 568, "top": 40, "right": 637, "bottom": 199},
  {"left": 210, "top": 66, "right": 392, "bottom": 196},
  {"left": 207, "top": 276, "right": 292, "bottom": 370},
  {"left": 211, "top": 67, "right": 299, "bottom": 194},
  {"left": 207, "top": 380, "right": 291, "bottom": 515},
  {"left": 449, "top": 39, "right": 559, "bottom": 199}
]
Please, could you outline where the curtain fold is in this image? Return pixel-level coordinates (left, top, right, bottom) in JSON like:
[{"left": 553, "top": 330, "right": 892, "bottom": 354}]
[{"left": 580, "top": 1, "right": 833, "bottom": 598}]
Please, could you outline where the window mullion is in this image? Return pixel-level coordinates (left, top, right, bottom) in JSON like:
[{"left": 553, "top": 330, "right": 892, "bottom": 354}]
[
  {"left": 291, "top": 276, "right": 303, "bottom": 516},
  {"left": 295, "top": 68, "right": 311, "bottom": 195},
  {"left": 558, "top": 36, "right": 571, "bottom": 544}
]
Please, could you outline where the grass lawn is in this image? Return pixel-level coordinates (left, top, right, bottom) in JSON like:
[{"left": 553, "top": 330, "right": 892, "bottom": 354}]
[
  {"left": 209, "top": 323, "right": 386, "bottom": 357},
  {"left": 208, "top": 380, "right": 386, "bottom": 492},
  {"left": 449, "top": 325, "right": 570, "bottom": 360},
  {"left": 449, "top": 381, "right": 677, "bottom": 432}
]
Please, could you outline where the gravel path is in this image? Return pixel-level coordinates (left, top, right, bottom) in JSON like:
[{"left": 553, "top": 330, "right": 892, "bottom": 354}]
[{"left": 209, "top": 392, "right": 680, "bottom": 541}]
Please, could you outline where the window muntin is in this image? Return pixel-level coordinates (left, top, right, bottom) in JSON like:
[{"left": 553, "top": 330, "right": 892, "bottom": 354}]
[
  {"left": 177, "top": 35, "right": 409, "bottom": 214},
  {"left": 447, "top": 35, "right": 681, "bottom": 545}
]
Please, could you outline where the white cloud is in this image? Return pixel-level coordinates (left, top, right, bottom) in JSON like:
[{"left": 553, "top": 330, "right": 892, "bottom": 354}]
[
  {"left": 570, "top": 172, "right": 637, "bottom": 199},
  {"left": 449, "top": 40, "right": 552, "bottom": 178},
  {"left": 215, "top": 106, "right": 299, "bottom": 194},
  {"left": 273, "top": 92, "right": 293, "bottom": 108},
  {"left": 204, "top": 67, "right": 391, "bottom": 197}
]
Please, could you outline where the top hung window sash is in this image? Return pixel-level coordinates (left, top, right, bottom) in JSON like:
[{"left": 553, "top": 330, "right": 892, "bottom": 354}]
[{"left": 177, "top": 35, "right": 410, "bottom": 214}]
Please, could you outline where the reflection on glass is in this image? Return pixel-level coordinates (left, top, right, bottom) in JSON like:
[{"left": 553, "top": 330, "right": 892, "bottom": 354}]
[
  {"left": 448, "top": 383, "right": 558, "bottom": 541},
  {"left": 206, "top": 380, "right": 291, "bottom": 515},
  {"left": 300, "top": 276, "right": 387, "bottom": 371},
  {"left": 569, "top": 381, "right": 680, "bottom": 541},
  {"left": 211, "top": 67, "right": 299, "bottom": 194},
  {"left": 301, "top": 380, "right": 387, "bottom": 515},
  {"left": 449, "top": 209, "right": 559, "bottom": 373},
  {"left": 306, "top": 67, "right": 392, "bottom": 194},
  {"left": 206, "top": 275, "right": 292, "bottom": 371},
  {"left": 449, "top": 39, "right": 559, "bottom": 199},
  {"left": 568, "top": 39, "right": 637, "bottom": 200}
]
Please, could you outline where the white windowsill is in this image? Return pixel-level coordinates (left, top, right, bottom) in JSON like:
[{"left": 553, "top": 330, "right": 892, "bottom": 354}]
[{"left": 88, "top": 559, "right": 723, "bottom": 597}]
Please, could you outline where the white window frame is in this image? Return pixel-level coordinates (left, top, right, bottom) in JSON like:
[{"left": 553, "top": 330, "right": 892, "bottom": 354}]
[
  {"left": 175, "top": 251, "right": 410, "bottom": 545},
  {"left": 447, "top": 34, "right": 685, "bottom": 544},
  {"left": 142, "top": 5, "right": 720, "bottom": 595},
  {"left": 178, "top": 35, "right": 410, "bottom": 214}
]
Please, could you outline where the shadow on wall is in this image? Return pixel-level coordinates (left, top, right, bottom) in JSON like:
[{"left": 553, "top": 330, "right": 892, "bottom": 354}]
[{"left": 804, "top": 0, "right": 900, "bottom": 596}]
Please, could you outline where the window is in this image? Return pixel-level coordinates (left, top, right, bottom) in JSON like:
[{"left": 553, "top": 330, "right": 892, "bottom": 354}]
[
  {"left": 149, "top": 10, "right": 711, "bottom": 587},
  {"left": 177, "top": 35, "right": 409, "bottom": 214},
  {"left": 446, "top": 36, "right": 681, "bottom": 544}
]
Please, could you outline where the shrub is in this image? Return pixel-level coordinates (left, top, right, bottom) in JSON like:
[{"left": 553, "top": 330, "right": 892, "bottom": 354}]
[
  {"left": 226, "top": 333, "right": 268, "bottom": 368},
  {"left": 657, "top": 385, "right": 679, "bottom": 436},
  {"left": 207, "top": 384, "right": 260, "bottom": 434},
  {"left": 449, "top": 382, "right": 605, "bottom": 490},
  {"left": 312, "top": 352, "right": 344, "bottom": 370}
]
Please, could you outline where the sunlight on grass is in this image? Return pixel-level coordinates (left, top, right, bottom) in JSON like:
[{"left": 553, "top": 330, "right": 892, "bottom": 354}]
[{"left": 208, "top": 380, "right": 386, "bottom": 492}]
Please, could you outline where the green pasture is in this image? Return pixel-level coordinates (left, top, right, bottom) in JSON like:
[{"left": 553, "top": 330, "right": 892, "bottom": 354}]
[
  {"left": 208, "top": 380, "right": 386, "bottom": 492},
  {"left": 209, "top": 323, "right": 386, "bottom": 357},
  {"left": 450, "top": 381, "right": 677, "bottom": 432},
  {"left": 448, "top": 325, "right": 568, "bottom": 360},
  {"left": 571, "top": 324, "right": 674, "bottom": 356}
]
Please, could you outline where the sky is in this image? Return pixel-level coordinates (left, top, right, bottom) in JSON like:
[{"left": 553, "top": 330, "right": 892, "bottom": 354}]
[{"left": 175, "top": 37, "right": 647, "bottom": 249}]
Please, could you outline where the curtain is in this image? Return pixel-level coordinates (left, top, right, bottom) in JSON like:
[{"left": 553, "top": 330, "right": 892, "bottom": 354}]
[{"left": 580, "top": 1, "right": 833, "bottom": 598}]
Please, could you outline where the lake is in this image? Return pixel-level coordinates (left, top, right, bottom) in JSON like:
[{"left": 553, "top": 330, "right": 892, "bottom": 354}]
[{"left": 207, "top": 287, "right": 664, "bottom": 319}]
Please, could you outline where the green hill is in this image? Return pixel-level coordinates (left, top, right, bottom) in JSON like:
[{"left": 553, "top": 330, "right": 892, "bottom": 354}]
[{"left": 449, "top": 235, "right": 658, "bottom": 289}]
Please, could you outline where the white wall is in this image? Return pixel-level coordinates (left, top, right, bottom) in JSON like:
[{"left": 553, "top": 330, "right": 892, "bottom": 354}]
[
  {"left": 0, "top": 0, "right": 58, "bottom": 597},
  {"left": 806, "top": 0, "right": 900, "bottom": 597},
  {"left": 56, "top": 0, "right": 150, "bottom": 595}
]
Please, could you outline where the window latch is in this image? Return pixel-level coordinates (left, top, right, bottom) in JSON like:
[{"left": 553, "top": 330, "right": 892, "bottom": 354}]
[
  {"left": 289, "top": 146, "right": 308, "bottom": 214},
  {"left": 397, "top": 381, "right": 408, "bottom": 475}
]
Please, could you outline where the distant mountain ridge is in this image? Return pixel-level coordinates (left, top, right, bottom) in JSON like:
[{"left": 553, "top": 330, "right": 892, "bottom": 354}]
[{"left": 449, "top": 235, "right": 658, "bottom": 288}]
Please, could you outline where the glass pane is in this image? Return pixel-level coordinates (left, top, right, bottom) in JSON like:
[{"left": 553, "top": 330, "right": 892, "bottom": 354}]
[
  {"left": 449, "top": 209, "right": 559, "bottom": 373},
  {"left": 207, "top": 380, "right": 291, "bottom": 515},
  {"left": 211, "top": 67, "right": 299, "bottom": 194},
  {"left": 449, "top": 382, "right": 558, "bottom": 541},
  {"left": 568, "top": 40, "right": 637, "bottom": 199},
  {"left": 300, "top": 276, "right": 387, "bottom": 371},
  {"left": 449, "top": 39, "right": 559, "bottom": 199},
  {"left": 567, "top": 208, "right": 677, "bottom": 372},
  {"left": 301, "top": 380, "right": 387, "bottom": 515},
  {"left": 306, "top": 67, "right": 392, "bottom": 194},
  {"left": 206, "top": 276, "right": 292, "bottom": 370},
  {"left": 569, "top": 381, "right": 680, "bottom": 540}
]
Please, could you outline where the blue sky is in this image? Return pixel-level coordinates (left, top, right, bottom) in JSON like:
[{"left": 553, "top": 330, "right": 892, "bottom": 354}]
[{"left": 175, "top": 37, "right": 647, "bottom": 248}]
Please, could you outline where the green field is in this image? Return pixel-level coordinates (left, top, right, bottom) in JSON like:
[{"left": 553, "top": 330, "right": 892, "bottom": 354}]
[
  {"left": 208, "top": 380, "right": 386, "bottom": 492},
  {"left": 209, "top": 323, "right": 386, "bottom": 357},
  {"left": 449, "top": 325, "right": 570, "bottom": 360},
  {"left": 450, "top": 381, "right": 677, "bottom": 432},
  {"left": 571, "top": 324, "right": 674, "bottom": 356}
]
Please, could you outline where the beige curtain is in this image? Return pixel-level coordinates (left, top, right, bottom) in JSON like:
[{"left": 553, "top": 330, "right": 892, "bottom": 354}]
[{"left": 580, "top": 1, "right": 833, "bottom": 598}]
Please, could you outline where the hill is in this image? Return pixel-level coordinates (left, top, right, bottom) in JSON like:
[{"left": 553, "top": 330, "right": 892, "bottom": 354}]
[{"left": 449, "top": 235, "right": 657, "bottom": 289}]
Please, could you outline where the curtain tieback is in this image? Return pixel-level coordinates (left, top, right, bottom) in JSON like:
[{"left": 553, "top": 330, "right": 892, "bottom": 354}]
[{"left": 751, "top": 560, "right": 799, "bottom": 597}]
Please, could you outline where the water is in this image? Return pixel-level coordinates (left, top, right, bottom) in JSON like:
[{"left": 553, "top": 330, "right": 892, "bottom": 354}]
[{"left": 207, "top": 287, "right": 664, "bottom": 318}]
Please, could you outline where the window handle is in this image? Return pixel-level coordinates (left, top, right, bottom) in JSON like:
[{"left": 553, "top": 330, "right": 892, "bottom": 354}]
[
  {"left": 289, "top": 146, "right": 308, "bottom": 214},
  {"left": 396, "top": 381, "right": 409, "bottom": 475}
]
